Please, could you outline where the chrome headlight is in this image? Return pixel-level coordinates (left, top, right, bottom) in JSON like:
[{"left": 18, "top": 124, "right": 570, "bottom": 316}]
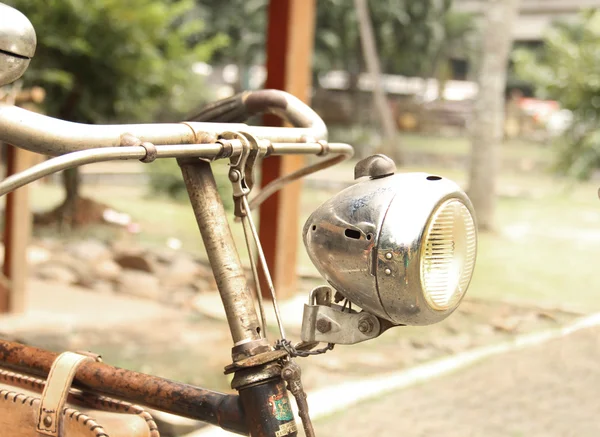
[
  {"left": 0, "top": 3, "right": 37, "bottom": 87},
  {"left": 303, "top": 157, "right": 477, "bottom": 326}
]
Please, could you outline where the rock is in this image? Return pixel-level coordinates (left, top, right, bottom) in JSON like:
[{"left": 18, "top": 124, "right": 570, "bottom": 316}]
[
  {"left": 111, "top": 240, "right": 142, "bottom": 256},
  {"left": 33, "top": 252, "right": 93, "bottom": 287},
  {"left": 93, "top": 259, "right": 122, "bottom": 282},
  {"left": 196, "top": 262, "right": 214, "bottom": 279},
  {"left": 490, "top": 316, "right": 521, "bottom": 333},
  {"left": 167, "top": 288, "right": 196, "bottom": 308},
  {"left": 410, "top": 338, "right": 427, "bottom": 349},
  {"left": 191, "top": 278, "right": 214, "bottom": 293},
  {"left": 27, "top": 245, "right": 51, "bottom": 265},
  {"left": 114, "top": 253, "right": 155, "bottom": 273},
  {"left": 91, "top": 280, "right": 115, "bottom": 294},
  {"left": 153, "top": 249, "right": 178, "bottom": 265},
  {"left": 65, "top": 239, "right": 112, "bottom": 262},
  {"left": 117, "top": 270, "right": 161, "bottom": 300},
  {"left": 35, "top": 264, "right": 78, "bottom": 285},
  {"left": 159, "top": 255, "right": 199, "bottom": 289}
]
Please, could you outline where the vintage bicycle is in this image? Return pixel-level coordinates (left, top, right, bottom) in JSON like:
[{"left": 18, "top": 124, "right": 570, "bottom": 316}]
[{"left": 0, "top": 3, "right": 477, "bottom": 436}]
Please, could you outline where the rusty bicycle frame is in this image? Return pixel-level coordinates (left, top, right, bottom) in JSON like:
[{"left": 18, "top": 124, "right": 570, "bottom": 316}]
[{"left": 0, "top": 89, "right": 354, "bottom": 436}]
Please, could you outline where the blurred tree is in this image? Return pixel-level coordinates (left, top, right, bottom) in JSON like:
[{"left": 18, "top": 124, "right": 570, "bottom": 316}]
[
  {"left": 354, "top": 0, "right": 399, "bottom": 162},
  {"left": 194, "top": 0, "right": 462, "bottom": 86},
  {"left": 314, "top": 0, "right": 453, "bottom": 78},
  {"left": 431, "top": 11, "right": 478, "bottom": 98},
  {"left": 514, "top": 10, "right": 600, "bottom": 179},
  {"left": 468, "top": 0, "right": 520, "bottom": 231},
  {"left": 193, "top": 0, "right": 267, "bottom": 91},
  {"left": 4, "top": 0, "right": 225, "bottom": 226}
]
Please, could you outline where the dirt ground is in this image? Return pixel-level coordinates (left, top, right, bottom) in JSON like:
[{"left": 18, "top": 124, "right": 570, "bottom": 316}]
[
  {"left": 0, "top": 278, "right": 591, "bottom": 437},
  {"left": 315, "top": 325, "right": 600, "bottom": 437}
]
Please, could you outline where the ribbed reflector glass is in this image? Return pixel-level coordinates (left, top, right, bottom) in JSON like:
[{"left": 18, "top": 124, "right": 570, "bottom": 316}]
[{"left": 420, "top": 199, "right": 477, "bottom": 311}]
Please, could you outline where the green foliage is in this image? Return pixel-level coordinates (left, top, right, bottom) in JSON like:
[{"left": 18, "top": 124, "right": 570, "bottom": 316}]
[
  {"left": 194, "top": 0, "right": 468, "bottom": 82},
  {"left": 5, "top": 0, "right": 227, "bottom": 122},
  {"left": 314, "top": 0, "right": 458, "bottom": 78},
  {"left": 513, "top": 10, "right": 600, "bottom": 179},
  {"left": 433, "top": 11, "right": 478, "bottom": 79},
  {"left": 193, "top": 0, "right": 266, "bottom": 69}
]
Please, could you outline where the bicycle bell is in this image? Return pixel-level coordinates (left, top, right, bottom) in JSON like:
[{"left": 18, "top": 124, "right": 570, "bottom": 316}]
[
  {"left": 0, "top": 2, "right": 36, "bottom": 87},
  {"left": 303, "top": 154, "right": 477, "bottom": 327}
]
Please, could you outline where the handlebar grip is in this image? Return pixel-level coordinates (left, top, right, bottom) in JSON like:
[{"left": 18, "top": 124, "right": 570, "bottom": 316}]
[{"left": 187, "top": 89, "right": 326, "bottom": 137}]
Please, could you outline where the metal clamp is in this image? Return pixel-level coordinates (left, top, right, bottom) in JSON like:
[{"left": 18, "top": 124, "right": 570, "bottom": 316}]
[
  {"left": 300, "top": 286, "right": 382, "bottom": 345},
  {"left": 139, "top": 141, "right": 157, "bottom": 163},
  {"left": 221, "top": 131, "right": 268, "bottom": 217}
]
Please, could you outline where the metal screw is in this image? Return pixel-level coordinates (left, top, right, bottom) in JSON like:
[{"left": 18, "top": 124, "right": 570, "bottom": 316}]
[
  {"left": 384, "top": 268, "right": 392, "bottom": 275},
  {"left": 43, "top": 416, "right": 53, "bottom": 427},
  {"left": 229, "top": 170, "right": 240, "bottom": 182},
  {"left": 316, "top": 318, "right": 332, "bottom": 333},
  {"left": 385, "top": 252, "right": 393, "bottom": 260},
  {"left": 358, "top": 315, "right": 375, "bottom": 334}
]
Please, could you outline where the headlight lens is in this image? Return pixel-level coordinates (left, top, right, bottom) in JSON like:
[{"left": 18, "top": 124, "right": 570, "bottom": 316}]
[{"left": 420, "top": 199, "right": 477, "bottom": 311}]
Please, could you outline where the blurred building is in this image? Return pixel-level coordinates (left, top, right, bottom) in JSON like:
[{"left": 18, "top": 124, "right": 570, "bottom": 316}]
[{"left": 453, "top": 0, "right": 600, "bottom": 41}]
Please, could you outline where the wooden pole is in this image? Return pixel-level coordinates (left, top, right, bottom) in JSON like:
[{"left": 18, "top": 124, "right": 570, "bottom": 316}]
[
  {"left": 0, "top": 145, "right": 33, "bottom": 313},
  {"left": 259, "top": 0, "right": 316, "bottom": 300},
  {"left": 0, "top": 86, "right": 41, "bottom": 314}
]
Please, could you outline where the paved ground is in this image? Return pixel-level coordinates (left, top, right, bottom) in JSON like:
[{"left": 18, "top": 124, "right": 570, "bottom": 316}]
[
  {"left": 315, "top": 325, "right": 600, "bottom": 437},
  {"left": 0, "top": 279, "right": 175, "bottom": 335}
]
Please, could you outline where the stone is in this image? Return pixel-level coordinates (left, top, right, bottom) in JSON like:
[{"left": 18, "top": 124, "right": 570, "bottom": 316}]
[
  {"left": 159, "top": 255, "right": 199, "bottom": 289},
  {"left": 114, "top": 253, "right": 155, "bottom": 273},
  {"left": 91, "top": 280, "right": 115, "bottom": 294},
  {"left": 167, "top": 288, "right": 196, "bottom": 308},
  {"left": 196, "top": 262, "right": 214, "bottom": 279},
  {"left": 117, "top": 270, "right": 161, "bottom": 301},
  {"left": 26, "top": 245, "right": 51, "bottom": 265},
  {"left": 93, "top": 259, "right": 122, "bottom": 282},
  {"left": 490, "top": 316, "right": 521, "bottom": 333},
  {"left": 35, "top": 264, "right": 78, "bottom": 285},
  {"left": 153, "top": 248, "right": 178, "bottom": 265},
  {"left": 65, "top": 239, "right": 112, "bottom": 262},
  {"left": 191, "top": 278, "right": 213, "bottom": 293}
]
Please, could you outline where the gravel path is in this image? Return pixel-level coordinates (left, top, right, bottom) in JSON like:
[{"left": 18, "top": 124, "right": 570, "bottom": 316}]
[{"left": 315, "top": 326, "right": 600, "bottom": 437}]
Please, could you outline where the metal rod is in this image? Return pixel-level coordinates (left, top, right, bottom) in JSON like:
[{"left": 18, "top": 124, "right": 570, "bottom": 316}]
[
  {"left": 248, "top": 153, "right": 351, "bottom": 212},
  {"left": 0, "top": 144, "right": 225, "bottom": 197},
  {"left": 0, "top": 90, "right": 329, "bottom": 157},
  {"left": 178, "top": 159, "right": 262, "bottom": 345},
  {"left": 0, "top": 340, "right": 248, "bottom": 435},
  {"left": 241, "top": 196, "right": 286, "bottom": 340},
  {"left": 268, "top": 142, "right": 353, "bottom": 156},
  {"left": 241, "top": 212, "right": 268, "bottom": 339}
]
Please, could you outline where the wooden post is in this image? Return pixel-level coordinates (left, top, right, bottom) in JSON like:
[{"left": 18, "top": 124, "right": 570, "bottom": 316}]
[
  {"left": 0, "top": 145, "right": 33, "bottom": 313},
  {"left": 0, "top": 88, "right": 43, "bottom": 314},
  {"left": 259, "top": 0, "right": 316, "bottom": 299}
]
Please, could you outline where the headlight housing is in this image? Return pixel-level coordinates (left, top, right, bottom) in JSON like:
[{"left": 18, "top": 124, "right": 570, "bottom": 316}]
[{"left": 303, "top": 169, "right": 477, "bottom": 326}]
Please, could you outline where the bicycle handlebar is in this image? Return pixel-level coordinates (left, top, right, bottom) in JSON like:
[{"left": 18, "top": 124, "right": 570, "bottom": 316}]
[
  {"left": 0, "top": 89, "right": 328, "bottom": 156},
  {"left": 0, "top": 89, "right": 353, "bottom": 207}
]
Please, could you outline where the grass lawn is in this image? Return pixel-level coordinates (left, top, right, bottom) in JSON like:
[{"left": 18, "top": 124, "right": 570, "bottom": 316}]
[{"left": 329, "top": 127, "right": 552, "bottom": 162}]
